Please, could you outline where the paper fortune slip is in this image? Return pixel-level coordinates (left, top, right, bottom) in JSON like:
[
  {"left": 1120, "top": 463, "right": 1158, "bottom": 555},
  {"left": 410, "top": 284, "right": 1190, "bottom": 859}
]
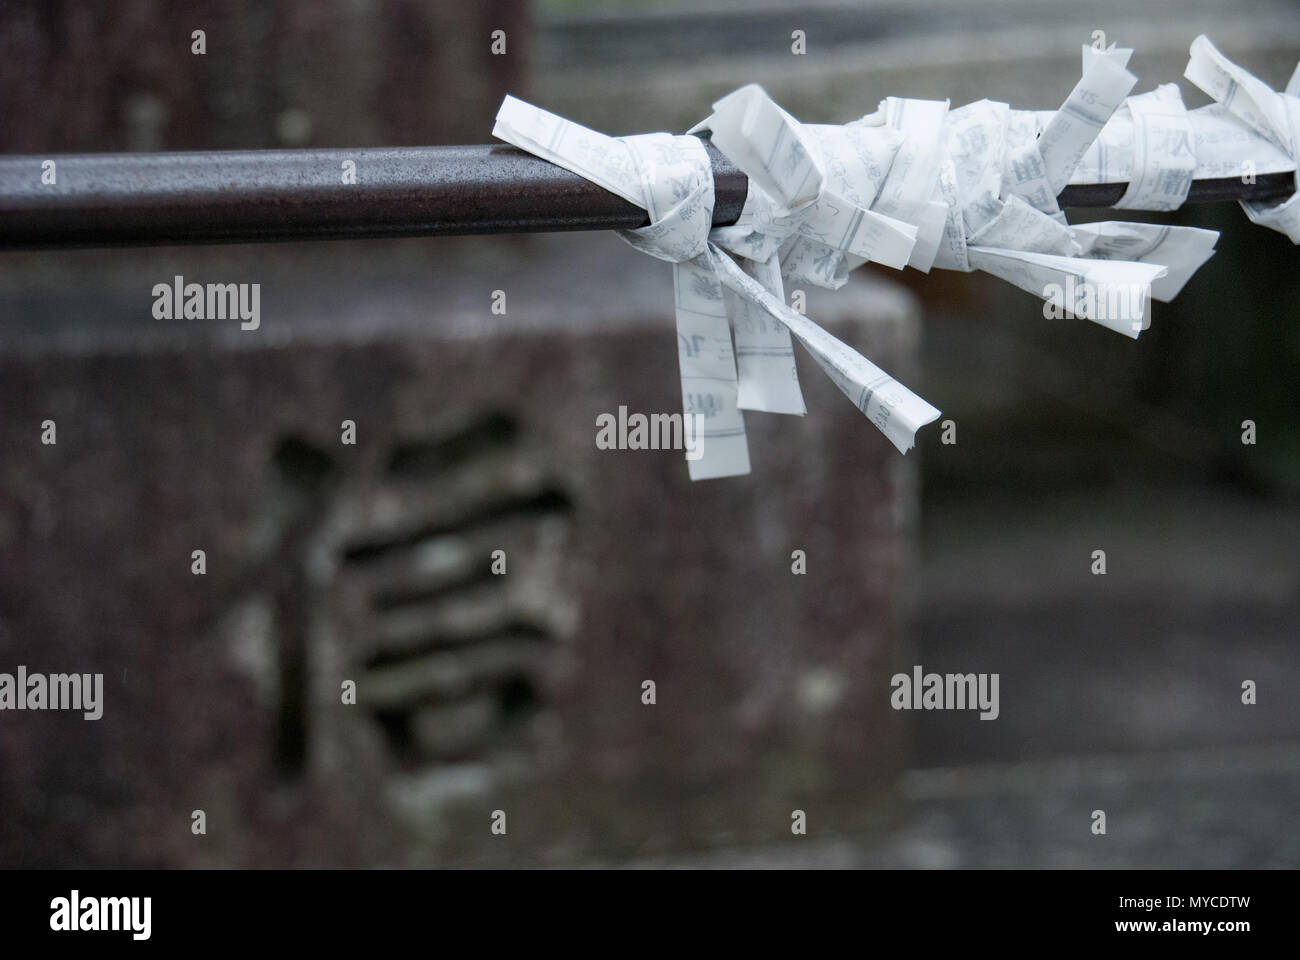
[{"left": 493, "top": 34, "right": 1298, "bottom": 481}]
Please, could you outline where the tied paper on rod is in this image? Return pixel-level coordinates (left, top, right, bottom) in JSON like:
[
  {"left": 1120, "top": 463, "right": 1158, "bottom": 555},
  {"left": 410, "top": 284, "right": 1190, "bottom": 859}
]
[
  {"left": 494, "top": 96, "right": 940, "bottom": 480},
  {"left": 493, "top": 35, "right": 1299, "bottom": 481}
]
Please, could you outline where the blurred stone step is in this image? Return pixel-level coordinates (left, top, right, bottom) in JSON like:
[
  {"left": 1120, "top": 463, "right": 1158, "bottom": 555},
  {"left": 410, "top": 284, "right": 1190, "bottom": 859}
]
[
  {"left": 907, "top": 485, "right": 1300, "bottom": 767},
  {"left": 613, "top": 741, "right": 1300, "bottom": 868}
]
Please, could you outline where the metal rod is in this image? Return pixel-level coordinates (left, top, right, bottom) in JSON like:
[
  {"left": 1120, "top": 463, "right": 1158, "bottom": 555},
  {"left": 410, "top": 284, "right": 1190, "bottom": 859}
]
[
  {"left": 0, "top": 142, "right": 1292, "bottom": 249},
  {"left": 1057, "top": 176, "right": 1293, "bottom": 207}
]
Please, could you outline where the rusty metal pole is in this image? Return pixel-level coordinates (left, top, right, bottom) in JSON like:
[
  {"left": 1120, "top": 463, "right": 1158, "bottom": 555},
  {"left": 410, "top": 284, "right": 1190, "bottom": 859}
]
[{"left": 0, "top": 143, "right": 1292, "bottom": 249}]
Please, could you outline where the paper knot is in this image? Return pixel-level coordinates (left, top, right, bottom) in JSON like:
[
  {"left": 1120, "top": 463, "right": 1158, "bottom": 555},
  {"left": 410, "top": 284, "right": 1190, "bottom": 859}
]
[
  {"left": 1186, "top": 34, "right": 1300, "bottom": 243},
  {"left": 615, "top": 133, "right": 716, "bottom": 264}
]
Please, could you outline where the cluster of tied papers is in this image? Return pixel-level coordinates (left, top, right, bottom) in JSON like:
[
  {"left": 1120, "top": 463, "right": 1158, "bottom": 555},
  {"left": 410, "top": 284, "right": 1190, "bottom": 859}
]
[{"left": 493, "top": 35, "right": 1300, "bottom": 480}]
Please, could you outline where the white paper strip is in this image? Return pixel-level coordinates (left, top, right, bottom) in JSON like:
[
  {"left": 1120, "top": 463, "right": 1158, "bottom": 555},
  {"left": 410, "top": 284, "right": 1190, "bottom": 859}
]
[
  {"left": 675, "top": 256, "right": 751, "bottom": 479},
  {"left": 495, "top": 95, "right": 752, "bottom": 479},
  {"left": 1116, "top": 84, "right": 1197, "bottom": 211},
  {"left": 1040, "top": 52, "right": 1138, "bottom": 195},
  {"left": 709, "top": 246, "right": 940, "bottom": 453},
  {"left": 725, "top": 253, "right": 807, "bottom": 416}
]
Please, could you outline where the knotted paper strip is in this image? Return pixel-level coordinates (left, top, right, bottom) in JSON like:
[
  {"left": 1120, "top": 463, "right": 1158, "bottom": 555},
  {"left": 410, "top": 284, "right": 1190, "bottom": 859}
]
[
  {"left": 492, "top": 35, "right": 1297, "bottom": 479},
  {"left": 495, "top": 97, "right": 751, "bottom": 479},
  {"left": 1184, "top": 35, "right": 1300, "bottom": 243},
  {"left": 496, "top": 95, "right": 940, "bottom": 479}
]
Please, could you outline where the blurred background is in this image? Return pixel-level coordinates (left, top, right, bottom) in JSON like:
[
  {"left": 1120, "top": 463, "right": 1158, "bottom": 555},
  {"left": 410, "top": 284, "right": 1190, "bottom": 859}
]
[{"left": 0, "top": 0, "right": 1296, "bottom": 867}]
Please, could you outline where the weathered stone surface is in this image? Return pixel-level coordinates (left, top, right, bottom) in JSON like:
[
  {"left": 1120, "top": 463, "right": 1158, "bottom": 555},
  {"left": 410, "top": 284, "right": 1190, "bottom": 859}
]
[{"left": 0, "top": 233, "right": 921, "bottom": 866}]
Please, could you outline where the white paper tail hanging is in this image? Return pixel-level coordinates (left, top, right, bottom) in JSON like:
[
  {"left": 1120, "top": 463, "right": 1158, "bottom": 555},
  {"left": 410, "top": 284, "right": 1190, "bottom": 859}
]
[
  {"left": 493, "top": 34, "right": 1298, "bottom": 479},
  {"left": 494, "top": 97, "right": 752, "bottom": 480}
]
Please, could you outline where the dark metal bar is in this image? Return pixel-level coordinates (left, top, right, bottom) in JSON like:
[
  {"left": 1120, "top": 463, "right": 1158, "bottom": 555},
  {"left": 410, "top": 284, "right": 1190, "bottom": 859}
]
[
  {"left": 1057, "top": 175, "right": 1294, "bottom": 208},
  {"left": 0, "top": 143, "right": 1292, "bottom": 249},
  {"left": 0, "top": 140, "right": 748, "bottom": 249}
]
